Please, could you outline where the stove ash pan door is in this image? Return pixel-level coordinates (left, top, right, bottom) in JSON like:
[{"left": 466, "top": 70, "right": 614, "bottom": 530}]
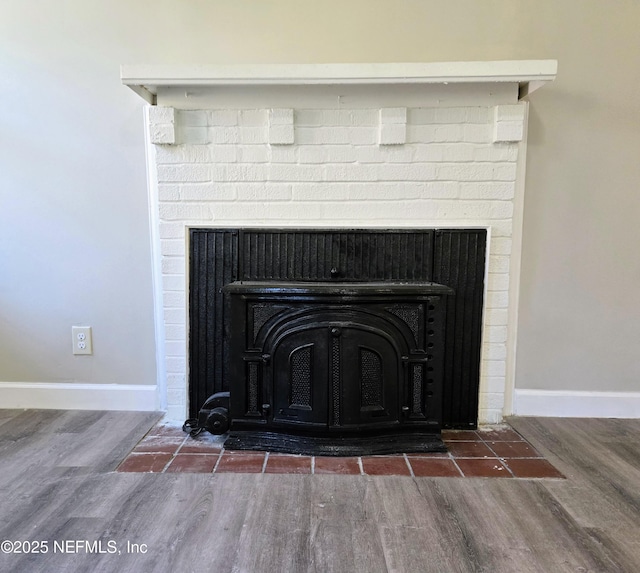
[{"left": 223, "top": 281, "right": 452, "bottom": 439}]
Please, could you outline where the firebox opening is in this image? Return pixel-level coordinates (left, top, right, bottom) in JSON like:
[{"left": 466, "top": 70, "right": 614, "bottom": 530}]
[{"left": 188, "top": 227, "right": 486, "bottom": 454}]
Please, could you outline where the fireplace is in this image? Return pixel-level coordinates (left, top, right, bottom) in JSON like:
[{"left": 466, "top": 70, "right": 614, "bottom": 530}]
[
  {"left": 121, "top": 60, "right": 557, "bottom": 433},
  {"left": 188, "top": 228, "right": 484, "bottom": 454}
]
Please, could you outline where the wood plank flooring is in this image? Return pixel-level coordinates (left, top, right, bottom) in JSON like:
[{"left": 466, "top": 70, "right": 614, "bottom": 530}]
[{"left": 0, "top": 410, "right": 639, "bottom": 572}]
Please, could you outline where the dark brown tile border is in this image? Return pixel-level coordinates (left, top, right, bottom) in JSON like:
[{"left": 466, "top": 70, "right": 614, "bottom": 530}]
[
  {"left": 446, "top": 441, "right": 495, "bottom": 458},
  {"left": 408, "top": 457, "right": 462, "bottom": 477},
  {"left": 117, "top": 453, "right": 173, "bottom": 473},
  {"left": 179, "top": 441, "right": 224, "bottom": 454},
  {"left": 265, "top": 455, "right": 312, "bottom": 474},
  {"left": 455, "top": 458, "right": 511, "bottom": 478},
  {"left": 215, "top": 452, "right": 266, "bottom": 473},
  {"left": 441, "top": 430, "right": 482, "bottom": 441},
  {"left": 314, "top": 456, "right": 361, "bottom": 475},
  {"left": 487, "top": 441, "right": 541, "bottom": 458},
  {"left": 503, "top": 458, "right": 565, "bottom": 479},
  {"left": 133, "top": 436, "right": 185, "bottom": 454},
  {"left": 361, "top": 456, "right": 411, "bottom": 476},
  {"left": 165, "top": 454, "right": 219, "bottom": 473}
]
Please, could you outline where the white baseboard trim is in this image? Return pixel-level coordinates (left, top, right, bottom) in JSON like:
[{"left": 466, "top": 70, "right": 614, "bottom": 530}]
[
  {"left": 513, "top": 389, "right": 640, "bottom": 418},
  {"left": 0, "top": 382, "right": 159, "bottom": 412}
]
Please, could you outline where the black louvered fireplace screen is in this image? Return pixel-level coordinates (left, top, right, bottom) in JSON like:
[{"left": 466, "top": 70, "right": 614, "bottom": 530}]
[{"left": 187, "top": 228, "right": 486, "bottom": 454}]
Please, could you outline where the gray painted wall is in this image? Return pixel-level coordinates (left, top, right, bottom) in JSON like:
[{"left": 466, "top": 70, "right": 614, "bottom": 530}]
[{"left": 1, "top": 1, "right": 638, "bottom": 398}]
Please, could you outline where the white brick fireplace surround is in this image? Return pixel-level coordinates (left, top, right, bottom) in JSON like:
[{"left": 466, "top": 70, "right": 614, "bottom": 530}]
[{"left": 123, "top": 61, "right": 557, "bottom": 424}]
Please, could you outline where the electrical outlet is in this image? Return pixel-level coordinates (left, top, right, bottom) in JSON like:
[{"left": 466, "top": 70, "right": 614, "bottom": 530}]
[{"left": 72, "top": 326, "right": 93, "bottom": 355}]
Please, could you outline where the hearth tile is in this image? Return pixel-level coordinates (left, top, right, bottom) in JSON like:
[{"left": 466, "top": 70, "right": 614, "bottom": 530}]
[
  {"left": 455, "top": 458, "right": 511, "bottom": 478},
  {"left": 314, "top": 457, "right": 362, "bottom": 475},
  {"left": 133, "top": 436, "right": 184, "bottom": 454},
  {"left": 487, "top": 441, "right": 541, "bottom": 458},
  {"left": 179, "top": 439, "right": 224, "bottom": 454},
  {"left": 147, "top": 424, "right": 186, "bottom": 438},
  {"left": 215, "top": 452, "right": 266, "bottom": 473},
  {"left": 409, "top": 450, "right": 450, "bottom": 458},
  {"left": 117, "top": 453, "right": 172, "bottom": 473},
  {"left": 222, "top": 449, "right": 268, "bottom": 456},
  {"left": 478, "top": 427, "right": 524, "bottom": 442},
  {"left": 408, "top": 457, "right": 462, "bottom": 477},
  {"left": 441, "top": 430, "right": 482, "bottom": 441},
  {"left": 361, "top": 456, "right": 411, "bottom": 476},
  {"left": 265, "top": 455, "right": 312, "bottom": 474},
  {"left": 446, "top": 441, "right": 495, "bottom": 458},
  {"left": 503, "top": 458, "right": 565, "bottom": 479},
  {"left": 165, "top": 454, "right": 219, "bottom": 473}
]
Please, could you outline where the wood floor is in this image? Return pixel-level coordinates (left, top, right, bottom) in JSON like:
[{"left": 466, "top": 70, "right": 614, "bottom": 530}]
[{"left": 0, "top": 410, "right": 639, "bottom": 572}]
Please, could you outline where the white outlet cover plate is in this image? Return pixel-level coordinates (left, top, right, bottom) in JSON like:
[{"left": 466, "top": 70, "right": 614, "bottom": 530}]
[{"left": 72, "top": 326, "right": 93, "bottom": 355}]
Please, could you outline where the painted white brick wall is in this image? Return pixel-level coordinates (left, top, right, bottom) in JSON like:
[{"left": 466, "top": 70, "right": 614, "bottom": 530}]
[{"left": 152, "top": 103, "right": 525, "bottom": 424}]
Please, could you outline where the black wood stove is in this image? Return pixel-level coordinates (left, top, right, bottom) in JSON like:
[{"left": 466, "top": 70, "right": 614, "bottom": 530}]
[{"left": 187, "top": 228, "right": 486, "bottom": 456}]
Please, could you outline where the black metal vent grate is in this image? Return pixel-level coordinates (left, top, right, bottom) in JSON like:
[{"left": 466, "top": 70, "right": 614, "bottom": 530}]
[
  {"left": 290, "top": 346, "right": 313, "bottom": 408},
  {"left": 360, "top": 349, "right": 383, "bottom": 408}
]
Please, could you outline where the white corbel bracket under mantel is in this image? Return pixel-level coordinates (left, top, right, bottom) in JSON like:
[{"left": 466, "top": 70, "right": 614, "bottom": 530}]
[{"left": 121, "top": 61, "right": 557, "bottom": 105}]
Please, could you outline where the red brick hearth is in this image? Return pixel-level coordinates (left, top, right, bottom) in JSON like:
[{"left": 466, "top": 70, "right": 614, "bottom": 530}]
[{"left": 116, "top": 424, "right": 564, "bottom": 479}]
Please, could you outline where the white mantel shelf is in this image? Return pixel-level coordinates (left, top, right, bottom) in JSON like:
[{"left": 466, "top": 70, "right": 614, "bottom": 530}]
[{"left": 121, "top": 61, "right": 557, "bottom": 104}]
